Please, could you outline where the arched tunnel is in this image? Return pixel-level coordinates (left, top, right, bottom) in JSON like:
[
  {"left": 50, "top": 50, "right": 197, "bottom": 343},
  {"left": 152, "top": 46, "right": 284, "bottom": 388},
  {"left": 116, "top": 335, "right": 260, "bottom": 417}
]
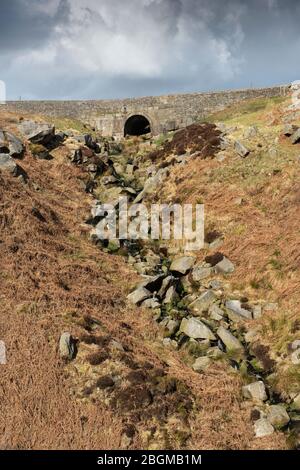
[{"left": 124, "top": 115, "right": 151, "bottom": 137}]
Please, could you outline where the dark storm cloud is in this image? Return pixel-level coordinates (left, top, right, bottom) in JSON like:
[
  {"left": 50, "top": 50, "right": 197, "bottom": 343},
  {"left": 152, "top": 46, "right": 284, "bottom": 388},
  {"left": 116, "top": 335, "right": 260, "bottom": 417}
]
[
  {"left": 0, "top": 0, "right": 70, "bottom": 51},
  {"left": 0, "top": 0, "right": 300, "bottom": 99}
]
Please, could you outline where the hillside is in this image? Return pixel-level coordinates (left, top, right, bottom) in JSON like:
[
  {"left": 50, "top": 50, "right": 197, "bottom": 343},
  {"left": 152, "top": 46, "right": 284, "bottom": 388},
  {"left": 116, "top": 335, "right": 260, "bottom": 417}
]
[{"left": 0, "top": 94, "right": 299, "bottom": 450}]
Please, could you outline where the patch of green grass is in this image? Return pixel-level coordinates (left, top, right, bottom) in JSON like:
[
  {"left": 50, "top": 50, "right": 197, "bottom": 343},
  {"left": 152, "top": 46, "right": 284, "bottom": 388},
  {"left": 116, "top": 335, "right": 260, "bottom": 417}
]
[
  {"left": 50, "top": 117, "right": 96, "bottom": 136},
  {"left": 153, "top": 132, "right": 173, "bottom": 147},
  {"left": 269, "top": 258, "right": 283, "bottom": 271},
  {"left": 261, "top": 313, "right": 295, "bottom": 355},
  {"left": 250, "top": 277, "right": 273, "bottom": 290},
  {"left": 204, "top": 95, "right": 288, "bottom": 124}
]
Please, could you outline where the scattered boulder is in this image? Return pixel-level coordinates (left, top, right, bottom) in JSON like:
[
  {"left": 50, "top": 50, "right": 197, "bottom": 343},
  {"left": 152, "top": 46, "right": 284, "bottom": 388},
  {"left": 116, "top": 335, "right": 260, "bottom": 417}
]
[
  {"left": 209, "top": 280, "right": 223, "bottom": 290},
  {"left": 209, "top": 304, "right": 224, "bottom": 321},
  {"left": 225, "top": 300, "right": 252, "bottom": 321},
  {"left": 164, "top": 319, "right": 180, "bottom": 336},
  {"left": 267, "top": 405, "right": 290, "bottom": 429},
  {"left": 158, "top": 276, "right": 174, "bottom": 298},
  {"left": 254, "top": 419, "right": 274, "bottom": 438},
  {"left": 214, "top": 257, "right": 235, "bottom": 274},
  {"left": 180, "top": 317, "right": 216, "bottom": 341},
  {"left": 141, "top": 275, "right": 165, "bottom": 293},
  {"left": 290, "top": 128, "right": 300, "bottom": 144},
  {"left": 163, "top": 286, "right": 179, "bottom": 305},
  {"left": 292, "top": 394, "right": 300, "bottom": 411},
  {"left": 193, "top": 356, "right": 212, "bottom": 372},
  {"left": 283, "top": 124, "right": 298, "bottom": 136},
  {"left": 242, "top": 381, "right": 267, "bottom": 402},
  {"left": 191, "top": 265, "right": 212, "bottom": 282},
  {"left": 127, "top": 287, "right": 151, "bottom": 305},
  {"left": 0, "top": 129, "right": 24, "bottom": 158},
  {"left": 0, "top": 154, "right": 18, "bottom": 175},
  {"left": 217, "top": 326, "right": 244, "bottom": 354},
  {"left": 170, "top": 256, "right": 196, "bottom": 276},
  {"left": 188, "top": 290, "right": 217, "bottom": 315},
  {"left": 4, "top": 132, "right": 24, "bottom": 158},
  {"left": 235, "top": 140, "right": 250, "bottom": 158},
  {"left": 84, "top": 134, "right": 101, "bottom": 153},
  {"left": 291, "top": 348, "right": 300, "bottom": 365},
  {"left": 252, "top": 304, "right": 263, "bottom": 319},
  {"left": 19, "top": 120, "right": 55, "bottom": 146},
  {"left": 59, "top": 332, "right": 76, "bottom": 361}
]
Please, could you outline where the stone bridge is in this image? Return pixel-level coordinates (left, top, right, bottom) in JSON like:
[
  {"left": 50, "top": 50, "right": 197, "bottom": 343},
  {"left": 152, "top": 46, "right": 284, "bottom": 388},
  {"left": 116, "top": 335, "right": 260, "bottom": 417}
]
[{"left": 3, "top": 85, "right": 288, "bottom": 139}]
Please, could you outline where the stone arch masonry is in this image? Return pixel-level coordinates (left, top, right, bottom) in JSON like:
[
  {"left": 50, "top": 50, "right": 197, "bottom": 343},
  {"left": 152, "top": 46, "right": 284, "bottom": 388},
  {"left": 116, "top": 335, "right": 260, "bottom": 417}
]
[{"left": 3, "top": 85, "right": 289, "bottom": 138}]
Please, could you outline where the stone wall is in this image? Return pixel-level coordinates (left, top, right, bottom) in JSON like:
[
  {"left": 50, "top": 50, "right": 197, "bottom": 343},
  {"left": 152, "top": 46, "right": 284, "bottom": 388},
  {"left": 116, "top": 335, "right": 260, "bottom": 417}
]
[{"left": 3, "top": 85, "right": 289, "bottom": 138}]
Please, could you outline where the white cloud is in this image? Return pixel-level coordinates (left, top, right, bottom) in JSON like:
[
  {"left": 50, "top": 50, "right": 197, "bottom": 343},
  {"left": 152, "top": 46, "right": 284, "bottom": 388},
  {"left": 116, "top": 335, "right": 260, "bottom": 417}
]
[
  {"left": 5, "top": 0, "right": 299, "bottom": 99},
  {"left": 5, "top": 0, "right": 243, "bottom": 97}
]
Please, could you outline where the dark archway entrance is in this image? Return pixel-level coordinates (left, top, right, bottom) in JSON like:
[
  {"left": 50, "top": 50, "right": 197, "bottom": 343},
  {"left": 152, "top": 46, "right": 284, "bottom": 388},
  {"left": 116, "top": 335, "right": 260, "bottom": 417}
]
[{"left": 124, "top": 115, "right": 151, "bottom": 137}]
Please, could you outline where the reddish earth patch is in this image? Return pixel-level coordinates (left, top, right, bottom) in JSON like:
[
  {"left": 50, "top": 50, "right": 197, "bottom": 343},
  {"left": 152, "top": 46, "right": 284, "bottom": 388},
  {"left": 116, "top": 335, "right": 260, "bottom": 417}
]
[{"left": 149, "top": 123, "right": 222, "bottom": 161}]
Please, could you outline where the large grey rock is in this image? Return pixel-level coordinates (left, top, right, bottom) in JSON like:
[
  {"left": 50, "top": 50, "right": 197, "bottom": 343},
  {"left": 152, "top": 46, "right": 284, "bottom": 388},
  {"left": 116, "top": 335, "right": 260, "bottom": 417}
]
[
  {"left": 127, "top": 287, "right": 151, "bottom": 305},
  {"left": 217, "top": 326, "right": 244, "bottom": 353},
  {"left": 163, "top": 286, "right": 179, "bottom": 305},
  {"left": 242, "top": 381, "right": 267, "bottom": 402},
  {"left": 170, "top": 256, "right": 196, "bottom": 275},
  {"left": 158, "top": 276, "right": 174, "bottom": 298},
  {"left": 188, "top": 290, "right": 217, "bottom": 315},
  {"left": 192, "top": 265, "right": 212, "bottom": 282},
  {"left": 235, "top": 140, "right": 250, "bottom": 157},
  {"left": 225, "top": 300, "right": 252, "bottom": 320},
  {"left": 267, "top": 405, "right": 290, "bottom": 429},
  {"left": 193, "top": 356, "right": 212, "bottom": 372},
  {"left": 180, "top": 317, "right": 216, "bottom": 340},
  {"left": 164, "top": 319, "right": 180, "bottom": 336},
  {"left": 209, "top": 304, "right": 224, "bottom": 321},
  {"left": 214, "top": 257, "right": 235, "bottom": 274},
  {"left": 59, "top": 332, "right": 76, "bottom": 361},
  {"left": 0, "top": 154, "right": 18, "bottom": 175},
  {"left": 283, "top": 124, "right": 298, "bottom": 136},
  {"left": 0, "top": 130, "right": 24, "bottom": 158},
  {"left": 19, "top": 120, "right": 55, "bottom": 145},
  {"left": 5, "top": 132, "right": 24, "bottom": 157},
  {"left": 291, "top": 128, "right": 300, "bottom": 144},
  {"left": 141, "top": 275, "right": 165, "bottom": 293},
  {"left": 254, "top": 419, "right": 274, "bottom": 438}
]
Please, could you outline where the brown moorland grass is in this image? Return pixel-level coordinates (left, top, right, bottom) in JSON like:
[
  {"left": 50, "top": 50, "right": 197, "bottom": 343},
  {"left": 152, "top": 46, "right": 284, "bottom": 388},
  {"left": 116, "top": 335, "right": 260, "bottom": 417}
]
[
  {"left": 0, "top": 113, "right": 288, "bottom": 449},
  {"left": 153, "top": 98, "right": 300, "bottom": 395}
]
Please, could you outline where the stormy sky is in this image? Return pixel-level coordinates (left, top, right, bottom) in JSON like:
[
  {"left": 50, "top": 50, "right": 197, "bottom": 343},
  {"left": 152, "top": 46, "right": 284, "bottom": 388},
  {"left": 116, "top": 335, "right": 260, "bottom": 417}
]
[{"left": 0, "top": 0, "right": 300, "bottom": 100}]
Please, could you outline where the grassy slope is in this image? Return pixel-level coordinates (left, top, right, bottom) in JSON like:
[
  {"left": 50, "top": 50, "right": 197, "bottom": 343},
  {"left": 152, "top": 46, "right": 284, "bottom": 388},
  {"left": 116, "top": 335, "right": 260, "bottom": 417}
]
[
  {"left": 157, "top": 95, "right": 300, "bottom": 396},
  {"left": 0, "top": 108, "right": 291, "bottom": 450}
]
